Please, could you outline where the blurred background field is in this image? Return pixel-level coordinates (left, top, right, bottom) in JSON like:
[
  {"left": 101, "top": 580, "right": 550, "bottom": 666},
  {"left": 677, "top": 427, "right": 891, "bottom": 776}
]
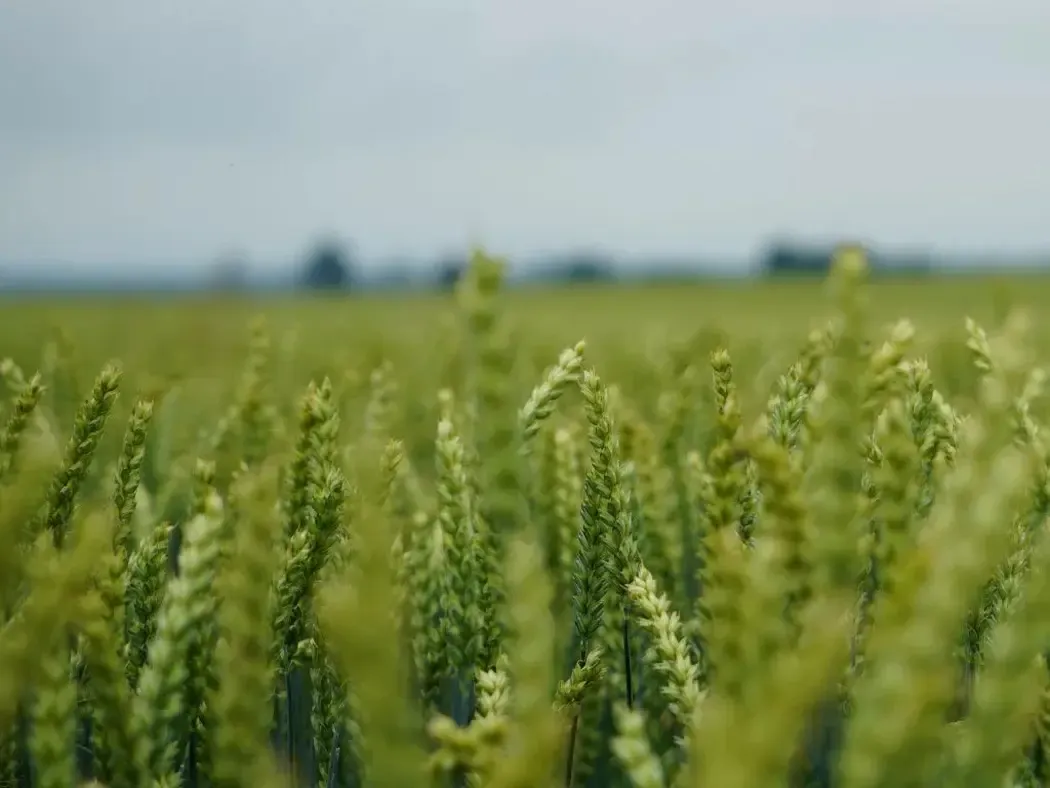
[
  {"left": 3, "top": 272, "right": 1046, "bottom": 378},
  {"left": 1, "top": 270, "right": 1045, "bottom": 484}
]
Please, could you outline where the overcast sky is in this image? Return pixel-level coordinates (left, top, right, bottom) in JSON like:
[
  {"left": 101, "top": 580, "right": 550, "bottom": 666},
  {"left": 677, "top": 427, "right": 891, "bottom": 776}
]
[{"left": 1, "top": 0, "right": 1049, "bottom": 270}]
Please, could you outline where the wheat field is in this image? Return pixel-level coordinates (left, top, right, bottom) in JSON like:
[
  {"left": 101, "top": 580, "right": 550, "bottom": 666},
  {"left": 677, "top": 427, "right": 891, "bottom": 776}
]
[{"left": 1, "top": 252, "right": 1050, "bottom": 788}]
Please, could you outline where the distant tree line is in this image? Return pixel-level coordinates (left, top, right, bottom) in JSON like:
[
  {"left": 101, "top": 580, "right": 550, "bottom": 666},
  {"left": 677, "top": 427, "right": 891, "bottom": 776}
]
[
  {"left": 434, "top": 250, "right": 617, "bottom": 291},
  {"left": 211, "top": 236, "right": 946, "bottom": 295},
  {"left": 760, "top": 241, "right": 934, "bottom": 277}
]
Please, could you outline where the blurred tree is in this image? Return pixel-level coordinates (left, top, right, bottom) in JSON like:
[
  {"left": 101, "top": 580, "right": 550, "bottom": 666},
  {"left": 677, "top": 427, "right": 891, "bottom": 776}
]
[
  {"left": 557, "top": 251, "right": 615, "bottom": 283},
  {"left": 760, "top": 241, "right": 831, "bottom": 277},
  {"left": 299, "top": 239, "right": 355, "bottom": 290},
  {"left": 435, "top": 255, "right": 466, "bottom": 290},
  {"left": 210, "top": 252, "right": 250, "bottom": 293}
]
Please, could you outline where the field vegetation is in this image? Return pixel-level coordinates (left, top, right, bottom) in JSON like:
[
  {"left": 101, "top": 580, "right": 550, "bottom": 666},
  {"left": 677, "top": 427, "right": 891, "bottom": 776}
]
[{"left": 1, "top": 251, "right": 1050, "bottom": 788}]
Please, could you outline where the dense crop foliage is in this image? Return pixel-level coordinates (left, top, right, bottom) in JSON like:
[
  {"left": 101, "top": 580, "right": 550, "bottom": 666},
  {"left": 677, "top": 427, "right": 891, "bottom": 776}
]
[{"left": 2, "top": 250, "right": 1050, "bottom": 788}]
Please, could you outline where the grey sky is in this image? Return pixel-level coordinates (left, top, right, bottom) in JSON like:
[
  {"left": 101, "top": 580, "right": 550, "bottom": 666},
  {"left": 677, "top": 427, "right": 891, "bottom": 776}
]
[{"left": 1, "top": 1, "right": 1049, "bottom": 270}]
